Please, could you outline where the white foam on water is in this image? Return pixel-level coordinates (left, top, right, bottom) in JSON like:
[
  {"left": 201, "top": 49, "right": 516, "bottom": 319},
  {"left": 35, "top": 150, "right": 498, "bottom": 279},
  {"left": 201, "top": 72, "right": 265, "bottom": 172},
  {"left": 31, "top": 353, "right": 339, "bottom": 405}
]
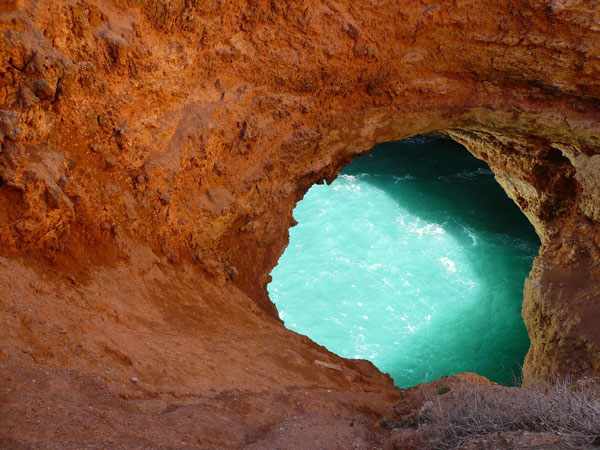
[{"left": 269, "top": 139, "right": 539, "bottom": 388}]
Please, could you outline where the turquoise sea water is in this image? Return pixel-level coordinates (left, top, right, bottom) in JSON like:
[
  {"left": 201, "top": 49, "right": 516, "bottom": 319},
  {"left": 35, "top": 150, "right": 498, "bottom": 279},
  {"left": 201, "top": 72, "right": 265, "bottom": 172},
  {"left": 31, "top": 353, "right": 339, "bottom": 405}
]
[{"left": 268, "top": 136, "right": 540, "bottom": 388}]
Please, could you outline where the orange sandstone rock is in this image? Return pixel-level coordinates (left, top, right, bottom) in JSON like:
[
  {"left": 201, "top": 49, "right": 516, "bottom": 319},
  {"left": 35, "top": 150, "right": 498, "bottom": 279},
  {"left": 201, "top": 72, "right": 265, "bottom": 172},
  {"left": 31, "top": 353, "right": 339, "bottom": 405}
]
[{"left": 1, "top": 0, "right": 600, "bottom": 446}]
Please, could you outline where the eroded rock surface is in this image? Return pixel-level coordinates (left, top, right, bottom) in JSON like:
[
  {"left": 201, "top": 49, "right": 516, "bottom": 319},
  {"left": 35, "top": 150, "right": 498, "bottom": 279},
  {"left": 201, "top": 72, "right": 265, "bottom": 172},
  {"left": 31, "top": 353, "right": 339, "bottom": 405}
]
[{"left": 1, "top": 0, "right": 599, "bottom": 447}]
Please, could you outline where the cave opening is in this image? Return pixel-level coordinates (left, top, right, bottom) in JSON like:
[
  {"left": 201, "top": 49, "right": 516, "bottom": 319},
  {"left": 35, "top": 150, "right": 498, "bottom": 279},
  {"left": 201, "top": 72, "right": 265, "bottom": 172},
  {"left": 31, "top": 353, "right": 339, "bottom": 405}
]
[{"left": 268, "top": 135, "right": 541, "bottom": 388}]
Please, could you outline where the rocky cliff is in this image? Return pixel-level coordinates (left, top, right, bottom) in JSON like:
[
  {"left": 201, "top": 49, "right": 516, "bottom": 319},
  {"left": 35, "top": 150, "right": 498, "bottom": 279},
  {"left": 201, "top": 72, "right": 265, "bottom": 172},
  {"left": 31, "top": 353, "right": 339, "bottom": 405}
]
[{"left": 1, "top": 0, "right": 599, "bottom": 447}]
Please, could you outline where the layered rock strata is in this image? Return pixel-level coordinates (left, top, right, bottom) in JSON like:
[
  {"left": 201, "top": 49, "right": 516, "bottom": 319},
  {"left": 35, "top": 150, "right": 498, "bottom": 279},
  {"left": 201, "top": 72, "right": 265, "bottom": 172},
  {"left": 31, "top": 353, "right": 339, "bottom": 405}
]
[{"left": 1, "top": 0, "right": 600, "bottom": 446}]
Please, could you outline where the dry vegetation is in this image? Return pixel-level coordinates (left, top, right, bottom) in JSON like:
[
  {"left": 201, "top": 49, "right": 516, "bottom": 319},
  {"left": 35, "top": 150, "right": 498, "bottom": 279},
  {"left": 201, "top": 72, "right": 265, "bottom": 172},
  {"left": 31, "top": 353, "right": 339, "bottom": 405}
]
[{"left": 419, "top": 377, "right": 600, "bottom": 449}]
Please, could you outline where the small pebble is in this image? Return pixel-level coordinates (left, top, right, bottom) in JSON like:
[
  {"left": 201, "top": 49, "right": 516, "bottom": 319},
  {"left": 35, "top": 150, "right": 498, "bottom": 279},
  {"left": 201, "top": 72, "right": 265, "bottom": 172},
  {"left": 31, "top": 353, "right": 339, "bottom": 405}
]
[{"left": 130, "top": 376, "right": 138, "bottom": 383}]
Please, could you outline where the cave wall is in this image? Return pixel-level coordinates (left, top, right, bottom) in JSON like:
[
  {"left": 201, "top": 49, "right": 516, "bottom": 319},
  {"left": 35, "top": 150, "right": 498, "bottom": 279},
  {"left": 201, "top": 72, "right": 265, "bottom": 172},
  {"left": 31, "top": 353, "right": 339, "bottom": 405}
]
[{"left": 1, "top": 0, "right": 600, "bottom": 390}]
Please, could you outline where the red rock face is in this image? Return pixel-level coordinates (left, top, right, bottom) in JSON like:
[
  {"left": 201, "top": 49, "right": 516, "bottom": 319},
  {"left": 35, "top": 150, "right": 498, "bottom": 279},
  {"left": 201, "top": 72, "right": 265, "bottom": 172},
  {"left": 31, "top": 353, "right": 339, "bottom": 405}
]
[{"left": 1, "top": 0, "right": 599, "bottom": 446}]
